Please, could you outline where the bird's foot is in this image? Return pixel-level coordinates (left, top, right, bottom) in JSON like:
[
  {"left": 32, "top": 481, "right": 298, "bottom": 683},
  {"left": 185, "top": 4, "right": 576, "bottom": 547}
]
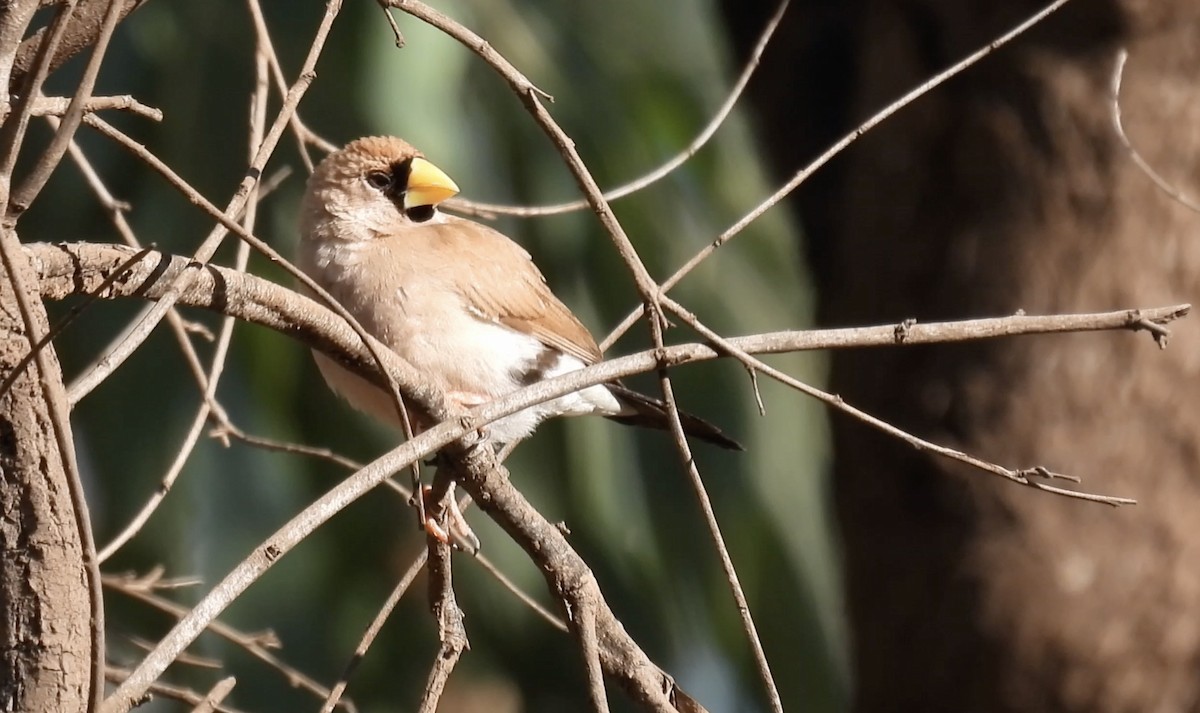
[{"left": 421, "top": 484, "right": 480, "bottom": 554}]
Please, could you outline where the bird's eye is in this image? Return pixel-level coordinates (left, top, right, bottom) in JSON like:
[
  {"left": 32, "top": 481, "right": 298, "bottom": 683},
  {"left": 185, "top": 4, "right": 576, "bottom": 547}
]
[{"left": 365, "top": 171, "right": 392, "bottom": 190}]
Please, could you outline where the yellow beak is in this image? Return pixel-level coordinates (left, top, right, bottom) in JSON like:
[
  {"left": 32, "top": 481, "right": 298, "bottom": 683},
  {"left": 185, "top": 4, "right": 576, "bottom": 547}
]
[{"left": 404, "top": 156, "right": 460, "bottom": 209}]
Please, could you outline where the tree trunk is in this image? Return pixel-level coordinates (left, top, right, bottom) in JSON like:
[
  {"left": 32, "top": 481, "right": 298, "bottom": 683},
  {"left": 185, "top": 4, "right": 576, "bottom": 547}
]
[
  {"left": 722, "top": 0, "right": 1200, "bottom": 709},
  {"left": 0, "top": 228, "right": 94, "bottom": 711}
]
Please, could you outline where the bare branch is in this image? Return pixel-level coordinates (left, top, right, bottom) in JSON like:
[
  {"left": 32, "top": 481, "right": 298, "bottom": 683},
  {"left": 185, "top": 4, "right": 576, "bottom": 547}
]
[
  {"left": 1109, "top": 49, "right": 1200, "bottom": 214},
  {"left": 320, "top": 550, "right": 426, "bottom": 713},
  {"left": 648, "top": 313, "right": 781, "bottom": 712},
  {"left": 9, "top": 0, "right": 125, "bottom": 215},
  {"left": 600, "top": 0, "right": 1077, "bottom": 351},
  {"left": 29, "top": 95, "right": 162, "bottom": 120},
  {"left": 32, "top": 240, "right": 1184, "bottom": 710},
  {"left": 416, "top": 513, "right": 467, "bottom": 713},
  {"left": 104, "top": 665, "right": 246, "bottom": 713},
  {"left": 189, "top": 677, "right": 237, "bottom": 713},
  {"left": 444, "top": 0, "right": 791, "bottom": 219},
  {"left": 106, "top": 572, "right": 350, "bottom": 708}
]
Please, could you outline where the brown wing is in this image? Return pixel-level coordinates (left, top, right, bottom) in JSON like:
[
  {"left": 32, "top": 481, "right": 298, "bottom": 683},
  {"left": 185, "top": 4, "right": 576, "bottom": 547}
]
[{"left": 423, "top": 216, "right": 603, "bottom": 365}]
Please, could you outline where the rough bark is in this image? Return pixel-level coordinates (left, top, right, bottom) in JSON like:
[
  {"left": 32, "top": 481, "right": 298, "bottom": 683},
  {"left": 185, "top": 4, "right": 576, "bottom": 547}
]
[
  {"left": 0, "top": 230, "right": 92, "bottom": 711},
  {"left": 722, "top": 0, "right": 1200, "bottom": 710}
]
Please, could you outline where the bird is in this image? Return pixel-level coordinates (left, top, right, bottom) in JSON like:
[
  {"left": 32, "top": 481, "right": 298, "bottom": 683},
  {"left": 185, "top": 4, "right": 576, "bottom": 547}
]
[{"left": 296, "top": 136, "right": 741, "bottom": 452}]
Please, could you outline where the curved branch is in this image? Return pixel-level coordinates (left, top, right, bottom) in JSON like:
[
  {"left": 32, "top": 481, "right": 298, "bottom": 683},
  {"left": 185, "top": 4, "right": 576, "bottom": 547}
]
[{"left": 30, "top": 241, "right": 1188, "bottom": 711}]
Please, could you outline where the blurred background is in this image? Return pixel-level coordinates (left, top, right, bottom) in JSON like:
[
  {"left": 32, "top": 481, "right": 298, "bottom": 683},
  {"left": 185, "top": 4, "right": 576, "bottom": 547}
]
[
  {"left": 24, "top": 0, "right": 1200, "bottom": 711},
  {"left": 31, "top": 1, "right": 838, "bottom": 711}
]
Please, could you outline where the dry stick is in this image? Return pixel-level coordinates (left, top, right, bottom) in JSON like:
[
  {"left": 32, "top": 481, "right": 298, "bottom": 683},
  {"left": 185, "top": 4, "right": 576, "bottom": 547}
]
[
  {"left": 375, "top": 1, "right": 406, "bottom": 48},
  {"left": 0, "top": 244, "right": 151, "bottom": 401},
  {"left": 9, "top": 0, "right": 124, "bottom": 215},
  {"left": 216, "top": 423, "right": 366, "bottom": 471},
  {"left": 416, "top": 528, "right": 468, "bottom": 713},
  {"left": 32, "top": 243, "right": 1187, "bottom": 424},
  {"left": 104, "top": 666, "right": 246, "bottom": 713},
  {"left": 29, "top": 94, "right": 162, "bottom": 120},
  {"left": 104, "top": 574, "right": 350, "bottom": 709},
  {"left": 600, "top": 0, "right": 1076, "bottom": 352},
  {"left": 471, "top": 552, "right": 568, "bottom": 632},
  {"left": 575, "top": 602, "right": 611, "bottom": 713},
  {"left": 445, "top": 0, "right": 791, "bottom": 219},
  {"left": 0, "top": 0, "right": 77, "bottom": 181},
  {"left": 124, "top": 635, "right": 223, "bottom": 670},
  {"left": 42, "top": 249, "right": 1182, "bottom": 713},
  {"left": 189, "top": 677, "right": 237, "bottom": 713},
  {"left": 1109, "top": 49, "right": 1200, "bottom": 214},
  {"left": 648, "top": 312, "right": 782, "bottom": 713},
  {"left": 319, "top": 549, "right": 428, "bottom": 713},
  {"left": 244, "top": 0, "right": 315, "bottom": 172},
  {"left": 659, "top": 295, "right": 1137, "bottom": 506}
]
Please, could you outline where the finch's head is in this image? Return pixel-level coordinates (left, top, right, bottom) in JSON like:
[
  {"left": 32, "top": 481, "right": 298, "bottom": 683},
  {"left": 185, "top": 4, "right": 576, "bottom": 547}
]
[{"left": 300, "top": 136, "right": 460, "bottom": 241}]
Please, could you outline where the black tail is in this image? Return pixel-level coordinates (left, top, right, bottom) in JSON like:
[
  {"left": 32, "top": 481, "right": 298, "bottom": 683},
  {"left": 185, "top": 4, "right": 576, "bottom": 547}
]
[{"left": 604, "top": 384, "right": 743, "bottom": 451}]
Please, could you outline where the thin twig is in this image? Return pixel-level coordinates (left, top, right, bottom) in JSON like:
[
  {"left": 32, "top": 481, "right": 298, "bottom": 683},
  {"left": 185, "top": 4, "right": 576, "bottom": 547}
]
[
  {"left": 444, "top": 0, "right": 790, "bottom": 219},
  {"left": 574, "top": 601, "right": 611, "bottom": 713},
  {"left": 104, "top": 666, "right": 246, "bottom": 713},
  {"left": 320, "top": 548, "right": 428, "bottom": 713},
  {"left": 1109, "top": 49, "right": 1200, "bottom": 214},
  {"left": 0, "top": 0, "right": 78, "bottom": 184},
  {"left": 189, "top": 677, "right": 237, "bottom": 713},
  {"left": 105, "top": 572, "right": 351, "bottom": 709},
  {"left": 244, "top": 0, "right": 316, "bottom": 172},
  {"left": 469, "top": 554, "right": 568, "bottom": 632},
  {"left": 29, "top": 94, "right": 162, "bottom": 120},
  {"left": 600, "top": 0, "right": 1077, "bottom": 351},
  {"left": 648, "top": 309, "right": 781, "bottom": 712},
  {"left": 374, "top": 1, "right": 405, "bottom": 48},
  {"left": 9, "top": 0, "right": 125, "bottom": 215},
  {"left": 658, "top": 294, "right": 1137, "bottom": 506},
  {"left": 417, "top": 478, "right": 468, "bottom": 713}
]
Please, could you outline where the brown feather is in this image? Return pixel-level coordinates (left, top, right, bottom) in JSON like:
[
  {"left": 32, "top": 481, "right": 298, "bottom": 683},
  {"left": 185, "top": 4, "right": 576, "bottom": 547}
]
[{"left": 413, "top": 216, "right": 603, "bottom": 365}]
